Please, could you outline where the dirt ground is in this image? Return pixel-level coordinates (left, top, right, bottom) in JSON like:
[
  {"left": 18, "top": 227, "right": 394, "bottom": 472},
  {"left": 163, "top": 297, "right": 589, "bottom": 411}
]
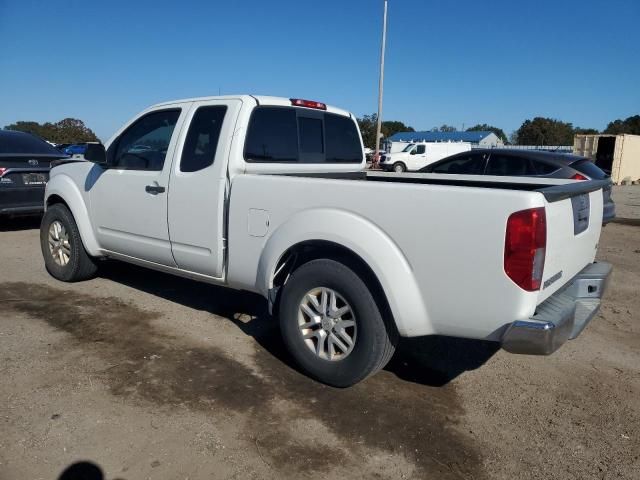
[{"left": 1, "top": 199, "right": 639, "bottom": 479}]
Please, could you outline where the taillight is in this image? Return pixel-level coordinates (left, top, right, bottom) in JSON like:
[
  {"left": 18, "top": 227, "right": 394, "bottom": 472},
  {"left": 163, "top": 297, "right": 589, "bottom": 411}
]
[
  {"left": 290, "top": 98, "right": 327, "bottom": 110},
  {"left": 504, "top": 207, "right": 546, "bottom": 291},
  {"left": 571, "top": 173, "right": 588, "bottom": 181},
  {"left": 0, "top": 168, "right": 7, "bottom": 177}
]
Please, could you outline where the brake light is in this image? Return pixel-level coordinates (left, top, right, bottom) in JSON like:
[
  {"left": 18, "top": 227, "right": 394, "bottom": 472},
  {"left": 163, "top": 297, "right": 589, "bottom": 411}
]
[
  {"left": 0, "top": 168, "right": 7, "bottom": 177},
  {"left": 571, "top": 173, "right": 588, "bottom": 181},
  {"left": 290, "top": 98, "right": 327, "bottom": 110},
  {"left": 504, "top": 207, "right": 546, "bottom": 291}
]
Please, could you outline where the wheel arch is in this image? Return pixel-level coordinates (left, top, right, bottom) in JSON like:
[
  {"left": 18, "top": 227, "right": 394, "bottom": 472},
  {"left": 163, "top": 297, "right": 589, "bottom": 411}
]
[
  {"left": 256, "top": 208, "right": 432, "bottom": 337},
  {"left": 45, "top": 174, "right": 101, "bottom": 256}
]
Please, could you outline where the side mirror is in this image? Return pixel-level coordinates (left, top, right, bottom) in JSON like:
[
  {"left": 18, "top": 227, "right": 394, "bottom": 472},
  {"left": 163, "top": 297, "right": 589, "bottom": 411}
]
[
  {"left": 410, "top": 150, "right": 416, "bottom": 155},
  {"left": 84, "top": 143, "right": 107, "bottom": 166}
]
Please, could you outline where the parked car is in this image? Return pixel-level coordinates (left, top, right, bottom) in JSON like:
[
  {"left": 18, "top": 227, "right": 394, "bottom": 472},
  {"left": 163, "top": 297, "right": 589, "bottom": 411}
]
[
  {"left": 40, "top": 95, "right": 611, "bottom": 387},
  {"left": 419, "top": 149, "right": 616, "bottom": 223},
  {"left": 62, "top": 144, "right": 88, "bottom": 156},
  {"left": 0, "top": 130, "right": 68, "bottom": 216},
  {"left": 379, "top": 141, "right": 471, "bottom": 172}
]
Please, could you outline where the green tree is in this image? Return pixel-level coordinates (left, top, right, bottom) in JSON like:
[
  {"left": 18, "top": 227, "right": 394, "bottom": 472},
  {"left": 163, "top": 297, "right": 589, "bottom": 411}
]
[
  {"left": 357, "top": 114, "right": 378, "bottom": 149},
  {"left": 357, "top": 114, "right": 414, "bottom": 148},
  {"left": 4, "top": 118, "right": 99, "bottom": 143},
  {"left": 438, "top": 124, "right": 457, "bottom": 132},
  {"left": 515, "top": 117, "right": 575, "bottom": 145},
  {"left": 381, "top": 120, "right": 414, "bottom": 138},
  {"left": 574, "top": 127, "right": 600, "bottom": 135},
  {"left": 466, "top": 124, "right": 507, "bottom": 143},
  {"left": 603, "top": 115, "right": 640, "bottom": 135}
]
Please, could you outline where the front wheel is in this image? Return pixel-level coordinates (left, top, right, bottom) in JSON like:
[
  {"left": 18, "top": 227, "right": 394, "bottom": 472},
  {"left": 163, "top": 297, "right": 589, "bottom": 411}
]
[
  {"left": 278, "top": 259, "right": 397, "bottom": 387},
  {"left": 40, "top": 204, "right": 97, "bottom": 282},
  {"left": 393, "top": 162, "right": 406, "bottom": 173}
]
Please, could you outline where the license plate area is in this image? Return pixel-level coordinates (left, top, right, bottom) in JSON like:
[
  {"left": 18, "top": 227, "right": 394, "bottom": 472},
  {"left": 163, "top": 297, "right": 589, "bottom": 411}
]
[
  {"left": 571, "top": 193, "right": 590, "bottom": 235},
  {"left": 22, "top": 173, "right": 48, "bottom": 185}
]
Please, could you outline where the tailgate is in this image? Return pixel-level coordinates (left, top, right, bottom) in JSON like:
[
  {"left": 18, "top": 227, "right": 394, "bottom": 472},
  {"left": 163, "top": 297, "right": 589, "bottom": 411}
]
[{"left": 536, "top": 180, "right": 608, "bottom": 303}]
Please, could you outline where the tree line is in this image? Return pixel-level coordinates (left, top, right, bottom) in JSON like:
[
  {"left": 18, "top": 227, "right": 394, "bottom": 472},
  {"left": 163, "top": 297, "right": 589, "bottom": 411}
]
[
  {"left": 5, "top": 113, "right": 639, "bottom": 149},
  {"left": 357, "top": 114, "right": 640, "bottom": 148},
  {"left": 3, "top": 118, "right": 99, "bottom": 144}
]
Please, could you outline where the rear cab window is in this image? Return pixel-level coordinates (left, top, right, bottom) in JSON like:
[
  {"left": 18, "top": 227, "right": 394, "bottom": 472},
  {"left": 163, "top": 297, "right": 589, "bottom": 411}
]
[{"left": 244, "top": 106, "right": 362, "bottom": 164}]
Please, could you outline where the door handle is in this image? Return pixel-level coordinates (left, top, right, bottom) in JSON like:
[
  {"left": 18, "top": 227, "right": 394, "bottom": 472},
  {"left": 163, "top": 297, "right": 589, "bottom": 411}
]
[{"left": 145, "top": 183, "right": 166, "bottom": 195}]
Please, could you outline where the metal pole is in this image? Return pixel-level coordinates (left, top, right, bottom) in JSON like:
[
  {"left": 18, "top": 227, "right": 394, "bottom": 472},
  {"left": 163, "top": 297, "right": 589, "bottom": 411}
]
[{"left": 373, "top": 0, "right": 388, "bottom": 169}]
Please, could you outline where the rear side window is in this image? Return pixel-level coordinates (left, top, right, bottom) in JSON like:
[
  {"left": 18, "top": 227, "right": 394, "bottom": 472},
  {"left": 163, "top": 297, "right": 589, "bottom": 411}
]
[
  {"left": 571, "top": 159, "right": 607, "bottom": 179},
  {"left": 180, "top": 106, "right": 227, "bottom": 172},
  {"left": 486, "top": 154, "right": 537, "bottom": 176},
  {"left": 532, "top": 161, "right": 559, "bottom": 175},
  {"left": 431, "top": 153, "right": 485, "bottom": 174},
  {"left": 245, "top": 107, "right": 362, "bottom": 163}
]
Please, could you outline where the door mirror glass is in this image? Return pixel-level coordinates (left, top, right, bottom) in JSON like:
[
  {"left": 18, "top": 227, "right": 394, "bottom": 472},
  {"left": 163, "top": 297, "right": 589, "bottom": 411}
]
[
  {"left": 84, "top": 143, "right": 107, "bottom": 166},
  {"left": 410, "top": 149, "right": 416, "bottom": 155}
]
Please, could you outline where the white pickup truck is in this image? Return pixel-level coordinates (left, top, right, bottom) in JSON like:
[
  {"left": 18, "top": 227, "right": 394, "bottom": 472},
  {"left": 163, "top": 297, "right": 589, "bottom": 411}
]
[{"left": 40, "top": 95, "right": 612, "bottom": 387}]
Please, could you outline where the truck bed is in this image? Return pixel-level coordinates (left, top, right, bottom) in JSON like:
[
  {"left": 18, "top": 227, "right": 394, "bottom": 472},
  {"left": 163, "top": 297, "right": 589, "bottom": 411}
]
[{"left": 228, "top": 172, "right": 605, "bottom": 341}]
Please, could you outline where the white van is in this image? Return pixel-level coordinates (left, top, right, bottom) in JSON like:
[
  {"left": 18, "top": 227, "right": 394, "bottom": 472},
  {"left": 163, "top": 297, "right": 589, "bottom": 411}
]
[{"left": 379, "top": 142, "right": 471, "bottom": 172}]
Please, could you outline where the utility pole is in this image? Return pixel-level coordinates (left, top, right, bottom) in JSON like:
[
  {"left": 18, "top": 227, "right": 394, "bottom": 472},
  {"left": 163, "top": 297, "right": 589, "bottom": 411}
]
[{"left": 373, "top": 0, "right": 388, "bottom": 169}]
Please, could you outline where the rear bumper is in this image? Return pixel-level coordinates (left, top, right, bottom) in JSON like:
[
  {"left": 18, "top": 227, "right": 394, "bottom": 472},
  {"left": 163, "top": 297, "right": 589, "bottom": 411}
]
[
  {"left": 501, "top": 261, "right": 612, "bottom": 355},
  {"left": 0, "top": 186, "right": 45, "bottom": 215}
]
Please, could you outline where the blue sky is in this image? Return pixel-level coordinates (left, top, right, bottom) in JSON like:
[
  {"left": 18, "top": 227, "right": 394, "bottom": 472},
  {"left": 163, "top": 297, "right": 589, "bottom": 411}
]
[{"left": 1, "top": 0, "right": 638, "bottom": 141}]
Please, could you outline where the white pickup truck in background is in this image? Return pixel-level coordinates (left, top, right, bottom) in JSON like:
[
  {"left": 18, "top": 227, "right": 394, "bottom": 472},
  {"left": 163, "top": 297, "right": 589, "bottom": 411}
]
[
  {"left": 379, "top": 141, "right": 471, "bottom": 172},
  {"left": 40, "top": 95, "right": 612, "bottom": 387}
]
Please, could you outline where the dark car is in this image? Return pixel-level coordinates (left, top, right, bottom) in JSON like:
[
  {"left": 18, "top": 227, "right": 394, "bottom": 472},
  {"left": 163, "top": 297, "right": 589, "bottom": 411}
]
[
  {"left": 0, "top": 130, "right": 68, "bottom": 216},
  {"left": 419, "top": 149, "right": 615, "bottom": 223}
]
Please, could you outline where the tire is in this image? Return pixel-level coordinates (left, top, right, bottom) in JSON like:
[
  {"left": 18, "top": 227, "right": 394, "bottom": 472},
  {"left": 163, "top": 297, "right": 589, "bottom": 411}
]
[
  {"left": 279, "top": 259, "right": 397, "bottom": 387},
  {"left": 40, "top": 204, "right": 97, "bottom": 282},
  {"left": 393, "top": 162, "right": 406, "bottom": 173}
]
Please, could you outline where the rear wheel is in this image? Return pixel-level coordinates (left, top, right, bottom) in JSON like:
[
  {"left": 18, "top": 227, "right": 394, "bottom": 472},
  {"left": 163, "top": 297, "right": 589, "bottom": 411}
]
[
  {"left": 40, "top": 204, "right": 97, "bottom": 282},
  {"left": 393, "top": 162, "right": 406, "bottom": 173},
  {"left": 279, "top": 259, "right": 397, "bottom": 387}
]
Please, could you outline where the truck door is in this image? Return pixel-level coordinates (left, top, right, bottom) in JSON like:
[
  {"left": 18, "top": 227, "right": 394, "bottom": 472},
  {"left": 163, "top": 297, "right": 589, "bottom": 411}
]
[
  {"left": 167, "top": 99, "right": 242, "bottom": 278},
  {"left": 89, "top": 107, "right": 188, "bottom": 265},
  {"left": 408, "top": 144, "right": 427, "bottom": 170}
]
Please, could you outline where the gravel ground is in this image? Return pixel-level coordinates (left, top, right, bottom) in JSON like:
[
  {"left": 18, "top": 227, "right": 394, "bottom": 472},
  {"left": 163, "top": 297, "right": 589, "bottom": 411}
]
[
  {"left": 0, "top": 204, "right": 638, "bottom": 480},
  {"left": 613, "top": 185, "right": 640, "bottom": 221}
]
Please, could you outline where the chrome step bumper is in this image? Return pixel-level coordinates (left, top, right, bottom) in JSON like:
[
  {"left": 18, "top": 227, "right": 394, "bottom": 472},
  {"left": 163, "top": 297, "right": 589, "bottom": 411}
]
[{"left": 501, "top": 262, "right": 612, "bottom": 355}]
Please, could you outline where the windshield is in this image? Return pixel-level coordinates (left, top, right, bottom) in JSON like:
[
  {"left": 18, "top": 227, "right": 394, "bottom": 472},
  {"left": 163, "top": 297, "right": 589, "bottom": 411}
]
[{"left": 402, "top": 144, "right": 415, "bottom": 152}]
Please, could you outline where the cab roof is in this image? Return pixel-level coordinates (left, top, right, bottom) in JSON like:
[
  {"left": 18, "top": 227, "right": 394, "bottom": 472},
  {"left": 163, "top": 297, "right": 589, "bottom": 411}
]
[{"left": 152, "top": 94, "right": 352, "bottom": 118}]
